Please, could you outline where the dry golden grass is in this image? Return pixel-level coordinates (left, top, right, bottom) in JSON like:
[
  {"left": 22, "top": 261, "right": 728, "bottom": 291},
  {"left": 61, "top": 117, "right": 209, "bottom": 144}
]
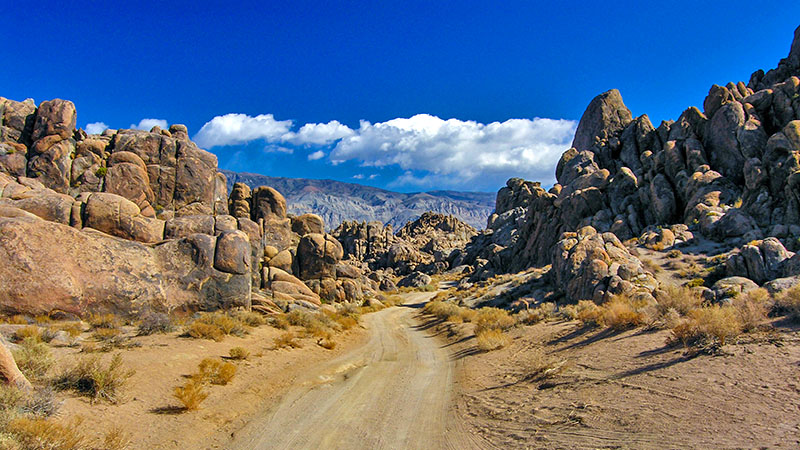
[
  {"left": 516, "top": 302, "right": 556, "bottom": 325},
  {"left": 230, "top": 310, "right": 266, "bottom": 327},
  {"left": 55, "top": 354, "right": 135, "bottom": 404},
  {"left": 476, "top": 328, "right": 510, "bottom": 351},
  {"left": 774, "top": 284, "right": 800, "bottom": 321},
  {"left": 732, "top": 288, "right": 770, "bottom": 331},
  {"left": 474, "top": 307, "right": 516, "bottom": 334},
  {"left": 600, "top": 295, "right": 645, "bottom": 330},
  {"left": 11, "top": 337, "right": 54, "bottom": 382},
  {"left": 173, "top": 379, "right": 208, "bottom": 411},
  {"left": 88, "top": 313, "right": 123, "bottom": 329},
  {"left": 670, "top": 305, "right": 743, "bottom": 348},
  {"left": 274, "top": 331, "right": 302, "bottom": 349},
  {"left": 93, "top": 327, "right": 122, "bottom": 341},
  {"left": 228, "top": 346, "right": 250, "bottom": 360},
  {"left": 569, "top": 300, "right": 603, "bottom": 326},
  {"left": 268, "top": 314, "right": 290, "bottom": 330},
  {"left": 13, "top": 325, "right": 43, "bottom": 343},
  {"left": 658, "top": 285, "right": 705, "bottom": 315},
  {"left": 8, "top": 315, "right": 29, "bottom": 325},
  {"left": 194, "top": 358, "right": 237, "bottom": 386},
  {"left": 381, "top": 295, "right": 406, "bottom": 307},
  {"left": 186, "top": 321, "right": 225, "bottom": 342},
  {"left": 641, "top": 258, "right": 663, "bottom": 274},
  {"left": 53, "top": 322, "right": 83, "bottom": 338},
  {"left": 666, "top": 249, "right": 682, "bottom": 258},
  {"left": 7, "top": 416, "right": 88, "bottom": 450},
  {"left": 102, "top": 425, "right": 132, "bottom": 450}
]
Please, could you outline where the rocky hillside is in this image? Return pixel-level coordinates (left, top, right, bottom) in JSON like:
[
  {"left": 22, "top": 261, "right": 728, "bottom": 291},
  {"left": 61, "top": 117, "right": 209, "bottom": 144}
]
[
  {"left": 457, "top": 25, "right": 800, "bottom": 306},
  {"left": 222, "top": 170, "right": 494, "bottom": 230}
]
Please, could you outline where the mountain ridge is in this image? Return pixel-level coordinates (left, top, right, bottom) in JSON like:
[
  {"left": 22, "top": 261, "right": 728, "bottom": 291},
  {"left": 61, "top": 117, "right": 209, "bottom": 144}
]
[{"left": 221, "top": 170, "right": 495, "bottom": 230}]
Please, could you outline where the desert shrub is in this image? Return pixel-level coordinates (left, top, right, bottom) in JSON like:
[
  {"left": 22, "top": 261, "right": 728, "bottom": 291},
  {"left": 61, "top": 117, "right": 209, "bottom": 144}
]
[
  {"left": 95, "top": 166, "right": 107, "bottom": 177},
  {"left": 8, "top": 315, "right": 30, "bottom": 325},
  {"left": 55, "top": 354, "right": 134, "bottom": 403},
  {"left": 476, "top": 329, "right": 510, "bottom": 351},
  {"left": 274, "top": 331, "right": 301, "bottom": 349},
  {"left": 173, "top": 379, "right": 208, "bottom": 411},
  {"left": 13, "top": 326, "right": 43, "bottom": 344},
  {"left": 670, "top": 305, "right": 743, "bottom": 348},
  {"left": 93, "top": 327, "right": 122, "bottom": 341},
  {"left": 267, "top": 313, "right": 290, "bottom": 330},
  {"left": 33, "top": 316, "right": 52, "bottom": 325},
  {"left": 666, "top": 249, "right": 682, "bottom": 258},
  {"left": 422, "top": 301, "right": 461, "bottom": 319},
  {"left": 658, "top": 285, "right": 705, "bottom": 316},
  {"left": 474, "top": 307, "right": 516, "bottom": 334},
  {"left": 230, "top": 310, "right": 266, "bottom": 327},
  {"left": 195, "top": 358, "right": 236, "bottom": 385},
  {"left": 186, "top": 321, "right": 224, "bottom": 342},
  {"left": 521, "top": 348, "right": 568, "bottom": 382},
  {"left": 88, "top": 313, "right": 123, "bottom": 330},
  {"left": 516, "top": 302, "right": 556, "bottom": 325},
  {"left": 732, "top": 288, "right": 770, "bottom": 331},
  {"left": 600, "top": 295, "right": 645, "bottom": 330},
  {"left": 228, "top": 347, "right": 250, "bottom": 360},
  {"left": 53, "top": 322, "right": 83, "bottom": 338},
  {"left": 287, "top": 310, "right": 339, "bottom": 338},
  {"left": 12, "top": 338, "right": 54, "bottom": 382},
  {"left": 7, "top": 416, "right": 87, "bottom": 450},
  {"left": 774, "top": 284, "right": 800, "bottom": 321},
  {"left": 137, "top": 312, "right": 174, "bottom": 335},
  {"left": 564, "top": 300, "right": 603, "bottom": 326},
  {"left": 419, "top": 284, "right": 437, "bottom": 292},
  {"left": 102, "top": 426, "right": 132, "bottom": 450},
  {"left": 325, "top": 310, "right": 358, "bottom": 331}
]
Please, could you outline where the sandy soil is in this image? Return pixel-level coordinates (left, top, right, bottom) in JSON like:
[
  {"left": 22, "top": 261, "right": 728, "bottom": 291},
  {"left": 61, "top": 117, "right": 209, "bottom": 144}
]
[
  {"left": 230, "top": 290, "right": 482, "bottom": 449},
  {"left": 35, "top": 318, "right": 369, "bottom": 449},
  {"left": 435, "top": 316, "right": 800, "bottom": 449}
]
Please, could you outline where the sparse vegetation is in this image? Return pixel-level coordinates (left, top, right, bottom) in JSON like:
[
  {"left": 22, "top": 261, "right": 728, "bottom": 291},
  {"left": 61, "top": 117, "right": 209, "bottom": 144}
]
[
  {"left": 55, "top": 354, "right": 135, "bottom": 404},
  {"left": 474, "top": 307, "right": 516, "bottom": 334},
  {"left": 274, "top": 331, "right": 302, "bottom": 349},
  {"left": 88, "top": 313, "right": 123, "bottom": 330},
  {"left": 516, "top": 302, "right": 556, "bottom": 325},
  {"left": 95, "top": 166, "right": 107, "bottom": 177},
  {"left": 774, "top": 284, "right": 800, "bottom": 321},
  {"left": 476, "top": 328, "right": 510, "bottom": 351},
  {"left": 12, "top": 337, "right": 54, "bottom": 382},
  {"left": 13, "top": 325, "right": 43, "bottom": 343},
  {"left": 173, "top": 380, "right": 208, "bottom": 411},
  {"left": 228, "top": 346, "right": 250, "bottom": 360},
  {"left": 731, "top": 288, "right": 770, "bottom": 331},
  {"left": 667, "top": 249, "right": 682, "bottom": 258},
  {"left": 194, "top": 358, "right": 236, "bottom": 385},
  {"left": 670, "top": 304, "right": 743, "bottom": 349},
  {"left": 600, "top": 295, "right": 645, "bottom": 330},
  {"left": 136, "top": 312, "right": 174, "bottom": 335},
  {"left": 185, "top": 311, "right": 248, "bottom": 341}
]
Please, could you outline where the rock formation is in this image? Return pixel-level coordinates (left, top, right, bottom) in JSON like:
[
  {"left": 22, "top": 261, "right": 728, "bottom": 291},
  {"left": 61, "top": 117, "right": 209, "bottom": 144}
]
[{"left": 461, "top": 25, "right": 800, "bottom": 303}]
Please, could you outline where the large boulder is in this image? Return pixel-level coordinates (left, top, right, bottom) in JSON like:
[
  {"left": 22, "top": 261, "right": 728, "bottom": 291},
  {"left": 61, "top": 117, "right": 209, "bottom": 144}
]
[
  {"left": 252, "top": 186, "right": 286, "bottom": 221},
  {"left": 296, "top": 233, "right": 344, "bottom": 280},
  {"left": 571, "top": 89, "right": 633, "bottom": 152},
  {"left": 291, "top": 213, "right": 324, "bottom": 236},
  {"left": 397, "top": 271, "right": 432, "bottom": 288},
  {"left": 0, "top": 211, "right": 250, "bottom": 316},
  {"left": 214, "top": 230, "right": 251, "bottom": 275},
  {"left": 552, "top": 226, "right": 656, "bottom": 303},
  {"left": 83, "top": 192, "right": 165, "bottom": 243}
]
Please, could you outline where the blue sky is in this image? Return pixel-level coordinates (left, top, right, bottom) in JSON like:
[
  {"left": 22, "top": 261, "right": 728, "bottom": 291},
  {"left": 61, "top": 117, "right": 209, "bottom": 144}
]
[{"left": 2, "top": 1, "right": 798, "bottom": 192}]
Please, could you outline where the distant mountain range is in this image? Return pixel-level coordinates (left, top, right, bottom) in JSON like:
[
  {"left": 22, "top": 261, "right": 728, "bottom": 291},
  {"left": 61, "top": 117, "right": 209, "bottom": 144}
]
[{"left": 222, "top": 170, "right": 495, "bottom": 230}]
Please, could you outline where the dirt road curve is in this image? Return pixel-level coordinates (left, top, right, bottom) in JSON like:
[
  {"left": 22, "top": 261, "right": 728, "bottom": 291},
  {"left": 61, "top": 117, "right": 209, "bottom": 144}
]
[{"left": 230, "top": 291, "right": 484, "bottom": 450}]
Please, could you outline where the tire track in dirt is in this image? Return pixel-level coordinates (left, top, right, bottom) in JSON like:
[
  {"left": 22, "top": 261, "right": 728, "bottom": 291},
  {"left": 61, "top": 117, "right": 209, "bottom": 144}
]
[{"left": 231, "top": 290, "right": 485, "bottom": 449}]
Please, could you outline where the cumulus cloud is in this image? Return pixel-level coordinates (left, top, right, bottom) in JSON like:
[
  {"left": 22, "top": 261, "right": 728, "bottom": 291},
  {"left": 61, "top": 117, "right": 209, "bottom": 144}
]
[
  {"left": 284, "top": 120, "right": 355, "bottom": 145},
  {"left": 308, "top": 150, "right": 326, "bottom": 161},
  {"left": 131, "top": 118, "right": 168, "bottom": 131},
  {"left": 331, "top": 114, "right": 576, "bottom": 188},
  {"left": 195, "top": 111, "right": 576, "bottom": 189},
  {"left": 194, "top": 113, "right": 292, "bottom": 148},
  {"left": 85, "top": 122, "right": 108, "bottom": 134}
]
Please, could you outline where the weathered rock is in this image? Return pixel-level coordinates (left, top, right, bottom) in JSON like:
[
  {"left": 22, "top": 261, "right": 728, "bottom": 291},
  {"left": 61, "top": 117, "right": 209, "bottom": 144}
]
[
  {"left": 214, "top": 230, "right": 251, "bottom": 275},
  {"left": 571, "top": 89, "right": 633, "bottom": 152},
  {"left": 712, "top": 276, "right": 759, "bottom": 301},
  {"left": 31, "top": 99, "right": 76, "bottom": 141},
  {"left": 228, "top": 182, "right": 251, "bottom": 218},
  {"left": 84, "top": 192, "right": 164, "bottom": 243},
  {"left": 165, "top": 215, "right": 215, "bottom": 239},
  {"left": 0, "top": 214, "right": 249, "bottom": 316},
  {"left": 291, "top": 213, "right": 324, "bottom": 236},
  {"left": 397, "top": 271, "right": 432, "bottom": 288},
  {"left": 296, "top": 233, "right": 344, "bottom": 280},
  {"left": 252, "top": 186, "right": 286, "bottom": 221}
]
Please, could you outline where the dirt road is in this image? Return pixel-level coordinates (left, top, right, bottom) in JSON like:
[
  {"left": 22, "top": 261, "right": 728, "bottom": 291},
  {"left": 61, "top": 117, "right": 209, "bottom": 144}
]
[{"left": 230, "top": 291, "right": 483, "bottom": 450}]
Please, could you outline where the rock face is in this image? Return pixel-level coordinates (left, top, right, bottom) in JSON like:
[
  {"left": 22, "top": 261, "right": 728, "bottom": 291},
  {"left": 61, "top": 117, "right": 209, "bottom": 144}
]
[
  {"left": 461, "top": 25, "right": 800, "bottom": 301},
  {"left": 0, "top": 209, "right": 250, "bottom": 316}
]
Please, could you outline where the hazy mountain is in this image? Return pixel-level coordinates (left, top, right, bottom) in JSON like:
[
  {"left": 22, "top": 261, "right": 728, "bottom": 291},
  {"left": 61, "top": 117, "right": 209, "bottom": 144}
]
[{"left": 222, "top": 170, "right": 495, "bottom": 230}]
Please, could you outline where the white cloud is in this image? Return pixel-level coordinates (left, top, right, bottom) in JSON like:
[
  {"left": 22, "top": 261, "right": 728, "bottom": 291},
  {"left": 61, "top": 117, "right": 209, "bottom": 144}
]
[
  {"left": 352, "top": 174, "right": 365, "bottom": 179},
  {"left": 130, "top": 118, "right": 168, "bottom": 131},
  {"left": 331, "top": 114, "right": 576, "bottom": 188},
  {"left": 85, "top": 122, "right": 108, "bottom": 134},
  {"left": 308, "top": 150, "right": 325, "bottom": 161},
  {"left": 194, "top": 113, "right": 292, "bottom": 148},
  {"left": 264, "top": 145, "right": 294, "bottom": 154},
  {"left": 284, "top": 120, "right": 354, "bottom": 145},
  {"left": 195, "top": 111, "right": 576, "bottom": 189}
]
